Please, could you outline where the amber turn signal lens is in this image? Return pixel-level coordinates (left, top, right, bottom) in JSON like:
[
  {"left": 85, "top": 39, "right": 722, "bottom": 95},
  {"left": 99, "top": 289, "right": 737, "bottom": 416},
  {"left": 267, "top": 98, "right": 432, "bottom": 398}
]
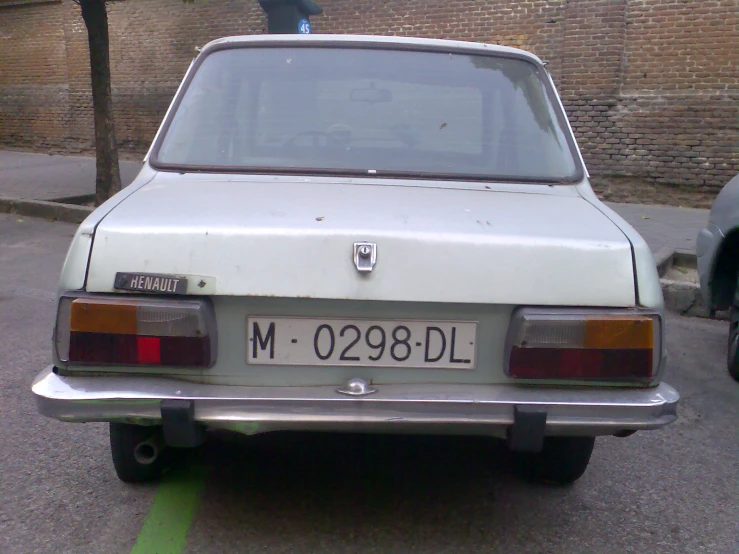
[
  {"left": 70, "top": 299, "right": 138, "bottom": 335},
  {"left": 583, "top": 316, "right": 653, "bottom": 350}
]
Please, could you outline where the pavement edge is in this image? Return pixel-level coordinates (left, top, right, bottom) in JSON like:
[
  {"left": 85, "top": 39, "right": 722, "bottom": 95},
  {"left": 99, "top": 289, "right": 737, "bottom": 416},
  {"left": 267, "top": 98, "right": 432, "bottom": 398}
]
[
  {"left": 0, "top": 196, "right": 92, "bottom": 224},
  {"left": 657, "top": 248, "right": 729, "bottom": 321}
]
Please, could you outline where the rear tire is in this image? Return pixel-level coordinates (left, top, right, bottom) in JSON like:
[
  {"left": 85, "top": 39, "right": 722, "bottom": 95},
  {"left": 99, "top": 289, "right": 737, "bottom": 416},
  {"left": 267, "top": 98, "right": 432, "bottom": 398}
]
[
  {"left": 728, "top": 297, "right": 739, "bottom": 382},
  {"left": 726, "top": 285, "right": 739, "bottom": 381},
  {"left": 512, "top": 436, "right": 595, "bottom": 485},
  {"left": 110, "top": 423, "right": 172, "bottom": 483}
]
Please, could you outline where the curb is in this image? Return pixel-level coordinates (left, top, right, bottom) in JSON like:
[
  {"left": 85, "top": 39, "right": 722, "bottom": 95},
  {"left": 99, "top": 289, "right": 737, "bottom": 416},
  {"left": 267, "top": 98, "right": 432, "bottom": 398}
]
[
  {"left": 660, "top": 277, "right": 730, "bottom": 321},
  {"left": 47, "top": 193, "right": 95, "bottom": 205},
  {"left": 657, "top": 249, "right": 730, "bottom": 320},
  {"left": 660, "top": 278, "right": 705, "bottom": 318},
  {"left": 0, "top": 197, "right": 92, "bottom": 224}
]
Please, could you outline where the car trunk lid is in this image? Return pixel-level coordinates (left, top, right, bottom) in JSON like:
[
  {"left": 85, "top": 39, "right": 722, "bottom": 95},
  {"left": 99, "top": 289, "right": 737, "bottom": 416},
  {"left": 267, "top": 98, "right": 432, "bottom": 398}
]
[{"left": 85, "top": 172, "right": 636, "bottom": 307}]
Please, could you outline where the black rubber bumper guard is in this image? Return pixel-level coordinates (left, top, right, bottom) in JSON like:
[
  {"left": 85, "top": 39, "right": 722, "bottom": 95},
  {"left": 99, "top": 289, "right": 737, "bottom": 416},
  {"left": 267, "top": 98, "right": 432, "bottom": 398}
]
[
  {"left": 161, "top": 400, "right": 206, "bottom": 448},
  {"left": 507, "top": 405, "right": 548, "bottom": 453}
]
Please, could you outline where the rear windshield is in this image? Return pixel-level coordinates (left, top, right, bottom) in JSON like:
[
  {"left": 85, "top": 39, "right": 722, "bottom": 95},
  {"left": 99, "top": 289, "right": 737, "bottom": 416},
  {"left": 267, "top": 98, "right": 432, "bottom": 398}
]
[{"left": 154, "top": 46, "right": 581, "bottom": 182}]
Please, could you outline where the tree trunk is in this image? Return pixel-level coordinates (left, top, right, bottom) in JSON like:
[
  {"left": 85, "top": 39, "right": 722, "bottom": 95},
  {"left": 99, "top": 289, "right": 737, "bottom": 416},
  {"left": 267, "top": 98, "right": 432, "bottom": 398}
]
[{"left": 79, "top": 0, "right": 121, "bottom": 206}]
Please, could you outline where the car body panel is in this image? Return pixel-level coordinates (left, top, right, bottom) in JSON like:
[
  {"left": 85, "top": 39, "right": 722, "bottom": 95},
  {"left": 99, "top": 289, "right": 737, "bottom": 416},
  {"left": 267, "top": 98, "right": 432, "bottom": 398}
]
[
  {"left": 697, "top": 222, "right": 724, "bottom": 306},
  {"left": 85, "top": 173, "right": 636, "bottom": 307},
  {"left": 196, "top": 33, "right": 546, "bottom": 66},
  {"left": 575, "top": 183, "right": 664, "bottom": 310},
  {"left": 57, "top": 164, "right": 159, "bottom": 293}
]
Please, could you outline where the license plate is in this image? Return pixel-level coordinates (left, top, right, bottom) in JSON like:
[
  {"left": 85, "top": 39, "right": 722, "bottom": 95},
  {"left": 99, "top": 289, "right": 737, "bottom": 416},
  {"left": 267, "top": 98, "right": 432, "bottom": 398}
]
[{"left": 247, "top": 317, "right": 477, "bottom": 369}]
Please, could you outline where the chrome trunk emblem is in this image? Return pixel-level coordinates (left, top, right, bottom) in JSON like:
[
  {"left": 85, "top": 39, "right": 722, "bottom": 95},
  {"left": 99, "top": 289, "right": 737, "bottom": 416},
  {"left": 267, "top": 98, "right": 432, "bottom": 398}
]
[
  {"left": 353, "top": 242, "right": 377, "bottom": 273},
  {"left": 337, "top": 377, "right": 377, "bottom": 397}
]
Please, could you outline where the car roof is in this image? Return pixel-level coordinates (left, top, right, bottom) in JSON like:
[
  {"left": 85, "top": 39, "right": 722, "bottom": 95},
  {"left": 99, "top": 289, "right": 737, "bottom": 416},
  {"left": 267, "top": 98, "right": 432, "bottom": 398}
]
[{"left": 199, "top": 34, "right": 545, "bottom": 66}]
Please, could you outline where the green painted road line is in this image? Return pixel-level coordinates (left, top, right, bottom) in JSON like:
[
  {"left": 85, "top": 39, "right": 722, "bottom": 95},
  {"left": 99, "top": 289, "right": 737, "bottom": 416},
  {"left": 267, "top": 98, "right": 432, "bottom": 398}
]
[{"left": 131, "top": 461, "right": 209, "bottom": 554}]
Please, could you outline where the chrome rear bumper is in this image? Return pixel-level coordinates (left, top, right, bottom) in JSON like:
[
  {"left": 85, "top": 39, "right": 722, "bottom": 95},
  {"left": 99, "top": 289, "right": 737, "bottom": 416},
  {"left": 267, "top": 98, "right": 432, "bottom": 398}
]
[{"left": 32, "top": 366, "right": 678, "bottom": 438}]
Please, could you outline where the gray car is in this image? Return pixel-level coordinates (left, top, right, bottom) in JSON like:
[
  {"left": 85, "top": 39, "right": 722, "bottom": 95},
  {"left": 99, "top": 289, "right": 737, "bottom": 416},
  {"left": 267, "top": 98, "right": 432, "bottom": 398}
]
[{"left": 697, "top": 174, "right": 739, "bottom": 381}]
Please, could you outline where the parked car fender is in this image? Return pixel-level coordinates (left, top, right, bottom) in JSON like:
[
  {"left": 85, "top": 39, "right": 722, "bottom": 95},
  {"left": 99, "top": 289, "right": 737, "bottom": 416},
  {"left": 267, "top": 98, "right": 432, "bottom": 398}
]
[
  {"left": 698, "top": 174, "right": 739, "bottom": 311},
  {"left": 57, "top": 166, "right": 158, "bottom": 293}
]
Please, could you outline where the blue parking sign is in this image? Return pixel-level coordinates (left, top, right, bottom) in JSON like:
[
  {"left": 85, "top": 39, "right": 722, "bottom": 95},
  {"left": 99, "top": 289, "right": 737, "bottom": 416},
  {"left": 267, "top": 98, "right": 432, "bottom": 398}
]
[{"left": 298, "top": 18, "right": 311, "bottom": 34}]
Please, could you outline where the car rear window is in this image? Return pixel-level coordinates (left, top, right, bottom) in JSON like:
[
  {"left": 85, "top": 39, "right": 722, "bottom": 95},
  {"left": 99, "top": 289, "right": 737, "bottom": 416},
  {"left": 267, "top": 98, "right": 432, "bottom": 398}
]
[{"left": 154, "top": 46, "right": 581, "bottom": 182}]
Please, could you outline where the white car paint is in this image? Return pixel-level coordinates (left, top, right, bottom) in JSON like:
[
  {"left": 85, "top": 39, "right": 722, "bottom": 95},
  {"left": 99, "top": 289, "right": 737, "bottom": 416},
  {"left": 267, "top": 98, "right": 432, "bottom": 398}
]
[
  {"left": 575, "top": 184, "right": 663, "bottom": 309},
  {"left": 84, "top": 172, "right": 636, "bottom": 307},
  {"left": 35, "top": 35, "right": 677, "bottom": 450}
]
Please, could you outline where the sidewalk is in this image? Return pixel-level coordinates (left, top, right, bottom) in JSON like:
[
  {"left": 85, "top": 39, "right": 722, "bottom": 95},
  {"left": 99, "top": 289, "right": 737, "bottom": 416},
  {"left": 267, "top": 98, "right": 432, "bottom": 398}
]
[
  {"left": 0, "top": 151, "right": 142, "bottom": 201},
  {"left": 609, "top": 203, "right": 708, "bottom": 256},
  {"left": 0, "top": 150, "right": 709, "bottom": 257}
]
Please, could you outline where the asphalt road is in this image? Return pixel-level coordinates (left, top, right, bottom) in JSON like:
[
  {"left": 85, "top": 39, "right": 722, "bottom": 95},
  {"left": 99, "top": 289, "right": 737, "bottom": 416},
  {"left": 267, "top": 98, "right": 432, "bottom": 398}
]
[{"left": 1, "top": 213, "right": 737, "bottom": 554}]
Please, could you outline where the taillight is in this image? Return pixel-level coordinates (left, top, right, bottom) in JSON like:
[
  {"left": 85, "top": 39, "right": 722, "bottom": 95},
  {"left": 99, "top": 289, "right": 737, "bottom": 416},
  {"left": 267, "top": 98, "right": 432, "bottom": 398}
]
[
  {"left": 506, "top": 308, "right": 660, "bottom": 381},
  {"left": 55, "top": 295, "right": 216, "bottom": 368}
]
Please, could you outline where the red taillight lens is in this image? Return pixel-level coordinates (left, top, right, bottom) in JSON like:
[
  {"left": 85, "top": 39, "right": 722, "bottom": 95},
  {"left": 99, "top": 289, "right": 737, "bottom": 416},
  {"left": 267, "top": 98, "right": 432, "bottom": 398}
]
[
  {"left": 506, "top": 309, "right": 660, "bottom": 381},
  {"left": 137, "top": 336, "right": 161, "bottom": 365},
  {"left": 56, "top": 296, "right": 216, "bottom": 368},
  {"left": 509, "top": 347, "right": 653, "bottom": 379}
]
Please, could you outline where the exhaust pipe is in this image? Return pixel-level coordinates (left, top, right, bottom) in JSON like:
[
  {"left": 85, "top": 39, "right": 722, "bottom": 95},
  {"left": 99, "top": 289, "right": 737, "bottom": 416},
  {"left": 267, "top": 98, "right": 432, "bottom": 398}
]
[{"left": 133, "top": 433, "right": 166, "bottom": 465}]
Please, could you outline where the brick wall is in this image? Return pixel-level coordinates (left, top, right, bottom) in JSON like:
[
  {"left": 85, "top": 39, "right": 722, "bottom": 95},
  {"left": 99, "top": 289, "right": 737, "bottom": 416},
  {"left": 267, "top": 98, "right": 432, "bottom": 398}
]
[
  {"left": 560, "top": 0, "right": 739, "bottom": 192},
  {"left": 0, "top": 0, "right": 736, "bottom": 191},
  {"left": 0, "top": 0, "right": 70, "bottom": 149}
]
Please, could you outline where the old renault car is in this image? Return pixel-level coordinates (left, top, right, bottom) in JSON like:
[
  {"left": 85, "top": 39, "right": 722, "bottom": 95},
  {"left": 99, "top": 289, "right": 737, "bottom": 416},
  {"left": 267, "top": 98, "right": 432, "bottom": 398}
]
[{"left": 33, "top": 35, "right": 678, "bottom": 485}]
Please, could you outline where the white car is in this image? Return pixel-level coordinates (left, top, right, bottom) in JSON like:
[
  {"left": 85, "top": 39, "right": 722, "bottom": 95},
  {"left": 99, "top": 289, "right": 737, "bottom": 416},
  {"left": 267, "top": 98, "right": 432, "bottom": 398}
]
[{"left": 32, "top": 35, "right": 678, "bottom": 485}]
